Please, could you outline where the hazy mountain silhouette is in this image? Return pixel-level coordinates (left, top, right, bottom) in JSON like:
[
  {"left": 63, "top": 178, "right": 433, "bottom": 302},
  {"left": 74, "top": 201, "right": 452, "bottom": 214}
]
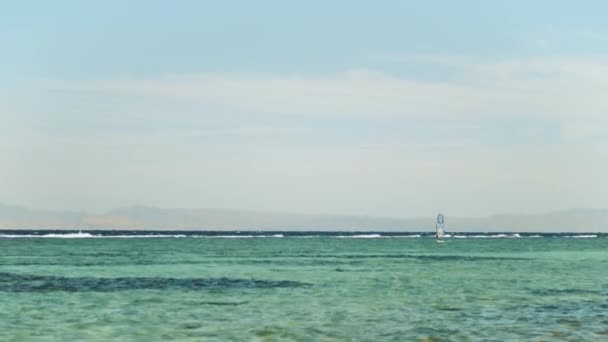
[{"left": 0, "top": 203, "right": 606, "bottom": 232}]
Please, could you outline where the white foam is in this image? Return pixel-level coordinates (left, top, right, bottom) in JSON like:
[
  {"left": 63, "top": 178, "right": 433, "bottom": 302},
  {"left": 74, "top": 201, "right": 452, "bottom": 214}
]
[
  {"left": 0, "top": 232, "right": 97, "bottom": 239},
  {"left": 570, "top": 234, "right": 597, "bottom": 238},
  {"left": 0, "top": 233, "right": 186, "bottom": 239},
  {"left": 0, "top": 234, "right": 43, "bottom": 238},
  {"left": 203, "top": 235, "right": 254, "bottom": 238},
  {"left": 352, "top": 234, "right": 382, "bottom": 238},
  {"left": 449, "top": 234, "right": 521, "bottom": 239},
  {"left": 104, "top": 234, "right": 187, "bottom": 238},
  {"left": 198, "top": 234, "right": 285, "bottom": 238},
  {"left": 336, "top": 234, "right": 382, "bottom": 238},
  {"left": 42, "top": 232, "right": 96, "bottom": 238},
  {"left": 529, "top": 235, "right": 543, "bottom": 238},
  {"left": 392, "top": 234, "right": 421, "bottom": 238},
  {"left": 482, "top": 234, "right": 521, "bottom": 238}
]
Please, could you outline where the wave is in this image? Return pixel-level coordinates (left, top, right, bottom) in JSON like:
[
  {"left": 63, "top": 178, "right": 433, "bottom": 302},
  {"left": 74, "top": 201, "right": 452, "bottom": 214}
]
[
  {"left": 0, "top": 231, "right": 601, "bottom": 239},
  {"left": 567, "top": 234, "right": 597, "bottom": 238},
  {"left": 390, "top": 234, "right": 421, "bottom": 238},
  {"left": 0, "top": 272, "right": 310, "bottom": 292},
  {"left": 266, "top": 234, "right": 284, "bottom": 238},
  {"left": 333, "top": 234, "right": 421, "bottom": 239},
  {"left": 449, "top": 233, "right": 596, "bottom": 239},
  {"left": 104, "top": 234, "right": 187, "bottom": 238},
  {"left": 0, "top": 232, "right": 96, "bottom": 239},
  {"left": 200, "top": 234, "right": 284, "bottom": 238},
  {"left": 201, "top": 235, "right": 255, "bottom": 239},
  {"left": 43, "top": 232, "right": 96, "bottom": 238},
  {"left": 451, "top": 234, "right": 522, "bottom": 239},
  {"left": 0, "top": 233, "right": 186, "bottom": 239},
  {"left": 337, "top": 234, "right": 382, "bottom": 239}
]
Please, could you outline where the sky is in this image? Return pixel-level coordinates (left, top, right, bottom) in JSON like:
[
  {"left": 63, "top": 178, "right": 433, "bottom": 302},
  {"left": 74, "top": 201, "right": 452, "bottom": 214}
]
[{"left": 1, "top": 1, "right": 607, "bottom": 217}]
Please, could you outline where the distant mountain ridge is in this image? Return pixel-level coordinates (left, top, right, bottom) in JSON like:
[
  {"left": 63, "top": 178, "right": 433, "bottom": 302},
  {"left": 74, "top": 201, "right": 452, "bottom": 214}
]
[{"left": 0, "top": 203, "right": 606, "bottom": 232}]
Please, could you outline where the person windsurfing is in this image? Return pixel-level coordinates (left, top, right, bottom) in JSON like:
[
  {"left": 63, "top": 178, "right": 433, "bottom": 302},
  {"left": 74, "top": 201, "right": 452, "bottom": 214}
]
[{"left": 435, "top": 213, "right": 445, "bottom": 242}]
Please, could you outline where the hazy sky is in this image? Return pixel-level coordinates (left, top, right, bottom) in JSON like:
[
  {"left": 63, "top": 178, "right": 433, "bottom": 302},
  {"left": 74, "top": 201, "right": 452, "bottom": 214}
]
[{"left": 1, "top": 1, "right": 607, "bottom": 217}]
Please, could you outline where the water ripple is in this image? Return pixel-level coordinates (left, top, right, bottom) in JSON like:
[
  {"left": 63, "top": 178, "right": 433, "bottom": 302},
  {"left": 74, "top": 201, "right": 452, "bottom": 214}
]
[{"left": 0, "top": 272, "right": 311, "bottom": 292}]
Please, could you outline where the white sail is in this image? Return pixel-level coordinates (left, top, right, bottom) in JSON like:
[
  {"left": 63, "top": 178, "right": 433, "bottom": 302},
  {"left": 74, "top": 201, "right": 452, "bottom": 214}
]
[{"left": 435, "top": 213, "right": 445, "bottom": 240}]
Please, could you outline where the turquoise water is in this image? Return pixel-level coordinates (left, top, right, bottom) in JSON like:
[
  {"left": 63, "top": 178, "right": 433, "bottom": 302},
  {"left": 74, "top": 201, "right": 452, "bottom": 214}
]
[{"left": 1, "top": 232, "right": 607, "bottom": 341}]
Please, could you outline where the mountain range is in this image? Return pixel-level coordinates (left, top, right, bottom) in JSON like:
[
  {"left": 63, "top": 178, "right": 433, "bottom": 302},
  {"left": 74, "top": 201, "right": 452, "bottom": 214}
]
[{"left": 0, "top": 203, "right": 606, "bottom": 232}]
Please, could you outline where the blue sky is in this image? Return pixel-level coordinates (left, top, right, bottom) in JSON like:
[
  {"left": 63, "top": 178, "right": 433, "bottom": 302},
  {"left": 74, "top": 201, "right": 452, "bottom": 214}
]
[
  {"left": 1, "top": 1, "right": 607, "bottom": 217},
  {"left": 3, "top": 1, "right": 608, "bottom": 79}
]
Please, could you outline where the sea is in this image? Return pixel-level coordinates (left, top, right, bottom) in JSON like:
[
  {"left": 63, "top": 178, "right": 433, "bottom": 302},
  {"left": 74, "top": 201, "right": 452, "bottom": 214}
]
[{"left": 1, "top": 230, "right": 607, "bottom": 341}]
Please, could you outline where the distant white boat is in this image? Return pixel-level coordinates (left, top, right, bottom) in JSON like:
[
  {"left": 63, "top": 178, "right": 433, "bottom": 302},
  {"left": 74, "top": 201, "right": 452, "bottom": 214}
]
[{"left": 435, "top": 213, "right": 446, "bottom": 242}]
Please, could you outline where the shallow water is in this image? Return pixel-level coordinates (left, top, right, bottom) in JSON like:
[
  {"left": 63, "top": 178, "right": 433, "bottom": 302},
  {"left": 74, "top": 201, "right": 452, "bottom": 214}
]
[{"left": 1, "top": 232, "right": 607, "bottom": 341}]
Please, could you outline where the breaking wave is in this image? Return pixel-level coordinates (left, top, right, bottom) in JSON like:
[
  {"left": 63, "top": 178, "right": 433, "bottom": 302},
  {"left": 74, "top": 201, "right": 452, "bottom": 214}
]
[
  {"left": 0, "top": 231, "right": 603, "bottom": 239},
  {"left": 0, "top": 233, "right": 186, "bottom": 239},
  {"left": 335, "top": 234, "right": 421, "bottom": 239},
  {"left": 567, "top": 234, "right": 597, "bottom": 238},
  {"left": 337, "top": 234, "right": 382, "bottom": 239},
  {"left": 0, "top": 232, "right": 96, "bottom": 239},
  {"left": 452, "top": 234, "right": 521, "bottom": 239}
]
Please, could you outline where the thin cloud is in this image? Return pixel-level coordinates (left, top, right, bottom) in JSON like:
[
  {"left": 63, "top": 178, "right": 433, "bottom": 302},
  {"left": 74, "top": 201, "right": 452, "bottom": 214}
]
[{"left": 46, "top": 56, "right": 608, "bottom": 122}]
